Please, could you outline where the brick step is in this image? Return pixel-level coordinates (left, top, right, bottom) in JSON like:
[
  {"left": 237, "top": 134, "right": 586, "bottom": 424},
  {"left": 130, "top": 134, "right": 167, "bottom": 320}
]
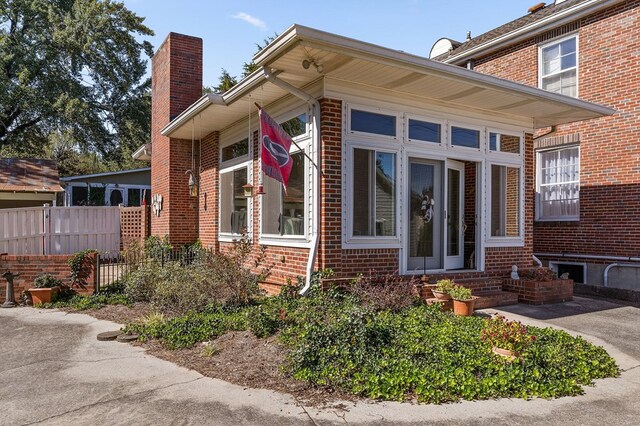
[
  {"left": 453, "top": 277, "right": 504, "bottom": 294},
  {"left": 474, "top": 290, "right": 519, "bottom": 309}
]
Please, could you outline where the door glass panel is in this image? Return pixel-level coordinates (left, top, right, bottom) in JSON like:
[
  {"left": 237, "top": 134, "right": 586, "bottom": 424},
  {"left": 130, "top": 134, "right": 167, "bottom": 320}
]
[
  {"left": 409, "top": 163, "right": 434, "bottom": 258},
  {"left": 447, "top": 168, "right": 460, "bottom": 257}
]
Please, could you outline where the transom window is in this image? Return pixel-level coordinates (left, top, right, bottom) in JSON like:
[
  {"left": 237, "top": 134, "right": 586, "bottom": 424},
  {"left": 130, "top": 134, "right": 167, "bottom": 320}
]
[
  {"left": 352, "top": 148, "right": 396, "bottom": 237},
  {"left": 537, "top": 146, "right": 580, "bottom": 220},
  {"left": 280, "top": 113, "right": 307, "bottom": 139},
  {"left": 489, "top": 132, "right": 521, "bottom": 154},
  {"left": 540, "top": 36, "right": 577, "bottom": 97},
  {"left": 221, "top": 138, "right": 249, "bottom": 163},
  {"left": 451, "top": 126, "right": 480, "bottom": 149},
  {"left": 350, "top": 109, "right": 396, "bottom": 137},
  {"left": 408, "top": 119, "right": 441, "bottom": 143}
]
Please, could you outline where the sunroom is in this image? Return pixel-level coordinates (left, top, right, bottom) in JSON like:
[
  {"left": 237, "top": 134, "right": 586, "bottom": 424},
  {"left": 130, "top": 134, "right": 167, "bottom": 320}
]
[{"left": 161, "top": 24, "right": 613, "bottom": 283}]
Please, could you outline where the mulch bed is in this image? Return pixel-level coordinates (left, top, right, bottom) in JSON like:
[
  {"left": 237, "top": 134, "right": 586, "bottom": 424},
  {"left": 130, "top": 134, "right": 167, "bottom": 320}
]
[{"left": 67, "top": 304, "right": 355, "bottom": 407}]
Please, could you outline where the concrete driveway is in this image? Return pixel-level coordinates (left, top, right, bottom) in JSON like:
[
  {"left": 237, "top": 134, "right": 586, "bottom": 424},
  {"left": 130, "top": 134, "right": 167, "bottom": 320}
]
[{"left": 1, "top": 297, "right": 639, "bottom": 425}]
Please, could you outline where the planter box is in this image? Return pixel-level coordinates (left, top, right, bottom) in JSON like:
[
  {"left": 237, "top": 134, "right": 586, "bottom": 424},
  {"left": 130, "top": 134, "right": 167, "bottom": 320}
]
[
  {"left": 502, "top": 278, "right": 573, "bottom": 305},
  {"left": 29, "top": 287, "right": 59, "bottom": 305}
]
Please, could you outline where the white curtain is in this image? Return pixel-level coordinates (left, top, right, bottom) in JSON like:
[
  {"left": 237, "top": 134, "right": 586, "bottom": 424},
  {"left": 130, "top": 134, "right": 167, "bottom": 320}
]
[{"left": 539, "top": 147, "right": 579, "bottom": 219}]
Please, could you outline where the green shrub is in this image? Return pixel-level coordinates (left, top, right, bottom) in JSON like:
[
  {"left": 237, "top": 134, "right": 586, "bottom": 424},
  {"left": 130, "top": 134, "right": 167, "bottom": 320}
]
[
  {"left": 33, "top": 273, "right": 63, "bottom": 288},
  {"left": 144, "top": 235, "right": 173, "bottom": 261},
  {"left": 448, "top": 285, "right": 473, "bottom": 301},
  {"left": 123, "top": 263, "right": 162, "bottom": 302},
  {"left": 435, "top": 279, "right": 454, "bottom": 294},
  {"left": 68, "top": 249, "right": 97, "bottom": 288}
]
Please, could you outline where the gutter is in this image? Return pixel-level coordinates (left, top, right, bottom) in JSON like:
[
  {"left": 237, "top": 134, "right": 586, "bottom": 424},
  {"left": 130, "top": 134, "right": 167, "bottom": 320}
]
[
  {"left": 535, "top": 252, "right": 640, "bottom": 262},
  {"left": 442, "top": 0, "right": 627, "bottom": 65},
  {"left": 262, "top": 68, "right": 321, "bottom": 296}
]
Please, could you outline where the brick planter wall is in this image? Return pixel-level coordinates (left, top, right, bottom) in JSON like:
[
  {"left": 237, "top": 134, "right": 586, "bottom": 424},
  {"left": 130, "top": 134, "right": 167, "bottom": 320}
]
[
  {"left": 0, "top": 253, "right": 97, "bottom": 303},
  {"left": 502, "top": 278, "right": 573, "bottom": 305}
]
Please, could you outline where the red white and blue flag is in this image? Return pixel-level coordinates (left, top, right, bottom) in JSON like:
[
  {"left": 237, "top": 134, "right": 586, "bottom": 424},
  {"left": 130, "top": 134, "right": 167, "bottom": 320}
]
[{"left": 259, "top": 108, "right": 293, "bottom": 190}]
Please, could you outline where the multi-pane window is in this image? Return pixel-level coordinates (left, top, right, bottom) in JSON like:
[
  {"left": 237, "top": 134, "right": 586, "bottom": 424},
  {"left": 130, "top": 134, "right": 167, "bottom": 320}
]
[
  {"left": 540, "top": 36, "right": 577, "bottom": 97},
  {"left": 352, "top": 149, "right": 396, "bottom": 237},
  {"left": 537, "top": 147, "right": 580, "bottom": 220}
]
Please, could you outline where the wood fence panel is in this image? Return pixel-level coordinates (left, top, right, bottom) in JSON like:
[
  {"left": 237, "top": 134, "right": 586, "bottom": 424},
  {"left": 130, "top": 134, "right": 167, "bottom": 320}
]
[{"left": 0, "top": 207, "right": 44, "bottom": 254}]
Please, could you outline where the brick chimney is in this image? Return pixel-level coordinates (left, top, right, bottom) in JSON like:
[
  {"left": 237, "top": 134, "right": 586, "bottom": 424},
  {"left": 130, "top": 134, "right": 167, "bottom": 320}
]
[{"left": 150, "top": 33, "right": 203, "bottom": 245}]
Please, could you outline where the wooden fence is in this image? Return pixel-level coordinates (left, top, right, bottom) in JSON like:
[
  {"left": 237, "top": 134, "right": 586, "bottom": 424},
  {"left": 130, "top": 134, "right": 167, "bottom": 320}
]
[{"left": 0, "top": 206, "right": 120, "bottom": 255}]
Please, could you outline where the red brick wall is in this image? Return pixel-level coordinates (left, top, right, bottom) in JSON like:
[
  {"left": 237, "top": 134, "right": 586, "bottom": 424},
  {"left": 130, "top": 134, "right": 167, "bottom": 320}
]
[
  {"left": 0, "top": 253, "right": 96, "bottom": 303},
  {"left": 199, "top": 131, "right": 220, "bottom": 250},
  {"left": 151, "top": 33, "right": 203, "bottom": 246},
  {"left": 472, "top": 2, "right": 640, "bottom": 258}
]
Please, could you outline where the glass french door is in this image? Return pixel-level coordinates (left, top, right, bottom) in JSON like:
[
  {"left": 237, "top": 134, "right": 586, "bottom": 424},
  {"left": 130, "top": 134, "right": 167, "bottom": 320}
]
[
  {"left": 445, "top": 161, "right": 465, "bottom": 270},
  {"left": 407, "top": 159, "right": 442, "bottom": 271}
]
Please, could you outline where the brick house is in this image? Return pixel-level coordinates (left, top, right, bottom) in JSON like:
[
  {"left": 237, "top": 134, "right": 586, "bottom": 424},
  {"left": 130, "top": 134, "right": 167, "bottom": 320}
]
[
  {"left": 432, "top": 0, "right": 640, "bottom": 290},
  {"left": 150, "top": 25, "right": 611, "bottom": 298}
]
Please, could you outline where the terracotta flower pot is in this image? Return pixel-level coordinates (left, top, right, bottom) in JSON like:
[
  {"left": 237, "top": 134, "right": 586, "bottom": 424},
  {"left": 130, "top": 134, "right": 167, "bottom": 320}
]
[
  {"left": 452, "top": 297, "right": 477, "bottom": 316},
  {"left": 492, "top": 346, "right": 517, "bottom": 361},
  {"left": 432, "top": 290, "right": 452, "bottom": 300},
  {"left": 29, "top": 287, "right": 59, "bottom": 305}
]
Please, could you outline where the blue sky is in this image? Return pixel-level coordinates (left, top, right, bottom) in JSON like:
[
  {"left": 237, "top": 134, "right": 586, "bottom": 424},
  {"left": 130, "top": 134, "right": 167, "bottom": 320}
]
[{"left": 122, "top": 0, "right": 538, "bottom": 87}]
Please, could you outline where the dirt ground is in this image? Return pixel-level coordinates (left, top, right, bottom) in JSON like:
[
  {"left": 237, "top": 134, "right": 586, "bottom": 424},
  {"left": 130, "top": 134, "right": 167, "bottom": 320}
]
[{"left": 67, "top": 304, "right": 354, "bottom": 407}]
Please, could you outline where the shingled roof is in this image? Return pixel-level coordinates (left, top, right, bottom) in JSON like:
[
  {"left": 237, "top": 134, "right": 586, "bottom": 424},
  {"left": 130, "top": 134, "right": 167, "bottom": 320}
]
[
  {"left": 0, "top": 158, "right": 64, "bottom": 193},
  {"left": 433, "top": 0, "right": 586, "bottom": 62}
]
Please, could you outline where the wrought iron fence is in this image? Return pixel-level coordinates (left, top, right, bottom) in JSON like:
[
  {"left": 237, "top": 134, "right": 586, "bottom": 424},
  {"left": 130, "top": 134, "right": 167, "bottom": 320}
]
[{"left": 95, "top": 246, "right": 203, "bottom": 293}]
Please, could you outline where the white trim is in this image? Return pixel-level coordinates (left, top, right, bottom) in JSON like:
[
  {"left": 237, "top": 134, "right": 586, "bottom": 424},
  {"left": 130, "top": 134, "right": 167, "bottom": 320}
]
[
  {"left": 538, "top": 33, "right": 579, "bottom": 98},
  {"left": 549, "top": 261, "right": 587, "bottom": 284},
  {"left": 535, "top": 144, "right": 580, "bottom": 221},
  {"left": 484, "top": 161, "right": 525, "bottom": 247},
  {"left": 440, "top": 0, "right": 626, "bottom": 65}
]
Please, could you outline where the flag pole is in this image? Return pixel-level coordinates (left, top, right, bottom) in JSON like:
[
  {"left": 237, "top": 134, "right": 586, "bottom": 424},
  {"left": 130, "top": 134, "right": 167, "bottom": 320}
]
[{"left": 255, "top": 103, "right": 324, "bottom": 177}]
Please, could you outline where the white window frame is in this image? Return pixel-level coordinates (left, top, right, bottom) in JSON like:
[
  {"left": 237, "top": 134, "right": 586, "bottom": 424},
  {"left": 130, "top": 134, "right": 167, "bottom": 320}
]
[
  {"left": 405, "top": 114, "right": 446, "bottom": 148},
  {"left": 535, "top": 145, "right": 580, "bottom": 222},
  {"left": 219, "top": 161, "right": 252, "bottom": 242},
  {"left": 486, "top": 128, "right": 524, "bottom": 159},
  {"left": 449, "top": 122, "right": 484, "bottom": 153},
  {"left": 64, "top": 183, "right": 150, "bottom": 207},
  {"left": 343, "top": 140, "right": 401, "bottom": 248},
  {"left": 485, "top": 160, "right": 525, "bottom": 247},
  {"left": 347, "top": 104, "right": 401, "bottom": 142},
  {"left": 258, "top": 106, "right": 312, "bottom": 248},
  {"left": 538, "top": 33, "right": 579, "bottom": 97}
]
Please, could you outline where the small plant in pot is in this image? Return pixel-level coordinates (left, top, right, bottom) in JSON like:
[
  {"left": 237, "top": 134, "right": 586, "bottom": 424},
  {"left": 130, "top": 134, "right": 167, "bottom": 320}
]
[
  {"left": 432, "top": 279, "right": 454, "bottom": 300},
  {"left": 29, "top": 274, "right": 63, "bottom": 305},
  {"left": 481, "top": 314, "right": 536, "bottom": 360},
  {"left": 449, "top": 284, "right": 477, "bottom": 316}
]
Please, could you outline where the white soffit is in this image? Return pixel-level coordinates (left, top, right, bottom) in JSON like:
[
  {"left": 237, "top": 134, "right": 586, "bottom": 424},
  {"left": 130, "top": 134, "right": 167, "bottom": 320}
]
[{"left": 163, "top": 24, "right": 614, "bottom": 138}]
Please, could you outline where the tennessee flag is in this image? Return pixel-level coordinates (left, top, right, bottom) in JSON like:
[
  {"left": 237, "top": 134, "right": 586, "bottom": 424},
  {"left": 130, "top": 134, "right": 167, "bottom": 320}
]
[{"left": 259, "top": 108, "right": 293, "bottom": 189}]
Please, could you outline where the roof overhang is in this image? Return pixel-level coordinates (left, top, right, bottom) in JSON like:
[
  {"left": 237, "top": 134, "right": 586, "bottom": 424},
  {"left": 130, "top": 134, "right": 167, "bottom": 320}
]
[
  {"left": 441, "top": 0, "right": 627, "bottom": 65},
  {"left": 162, "top": 24, "right": 614, "bottom": 139},
  {"left": 132, "top": 144, "right": 152, "bottom": 161},
  {"left": 60, "top": 167, "right": 151, "bottom": 182}
]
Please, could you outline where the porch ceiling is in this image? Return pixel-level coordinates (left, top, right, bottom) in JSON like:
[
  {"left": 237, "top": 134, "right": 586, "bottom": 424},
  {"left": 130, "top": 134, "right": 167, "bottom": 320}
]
[{"left": 163, "top": 25, "right": 614, "bottom": 140}]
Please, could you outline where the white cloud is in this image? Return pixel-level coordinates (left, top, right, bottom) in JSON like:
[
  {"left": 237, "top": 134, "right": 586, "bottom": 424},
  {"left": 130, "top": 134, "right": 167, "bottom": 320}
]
[{"left": 232, "top": 12, "right": 267, "bottom": 30}]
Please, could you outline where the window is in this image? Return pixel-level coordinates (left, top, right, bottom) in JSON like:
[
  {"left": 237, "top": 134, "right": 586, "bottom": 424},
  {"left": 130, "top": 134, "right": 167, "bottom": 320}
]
[
  {"left": 127, "top": 188, "right": 141, "bottom": 207},
  {"left": 537, "top": 146, "right": 579, "bottom": 220},
  {"left": 489, "top": 132, "right": 520, "bottom": 154},
  {"left": 262, "top": 151, "right": 306, "bottom": 236},
  {"left": 408, "top": 119, "right": 441, "bottom": 143},
  {"left": 352, "top": 149, "right": 396, "bottom": 237},
  {"left": 540, "top": 36, "right": 577, "bottom": 97},
  {"left": 71, "top": 186, "right": 88, "bottom": 205},
  {"left": 220, "top": 167, "right": 248, "bottom": 234},
  {"left": 490, "top": 165, "right": 520, "bottom": 238},
  {"left": 350, "top": 109, "right": 396, "bottom": 137},
  {"left": 280, "top": 114, "right": 307, "bottom": 138},
  {"left": 451, "top": 126, "right": 480, "bottom": 149},
  {"left": 221, "top": 138, "right": 249, "bottom": 162}
]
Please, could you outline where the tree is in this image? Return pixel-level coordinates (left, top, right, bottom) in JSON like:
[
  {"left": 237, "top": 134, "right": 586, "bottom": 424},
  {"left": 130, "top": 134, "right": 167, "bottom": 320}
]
[
  {"left": 213, "top": 68, "right": 238, "bottom": 93},
  {"left": 0, "top": 0, "right": 154, "bottom": 160}
]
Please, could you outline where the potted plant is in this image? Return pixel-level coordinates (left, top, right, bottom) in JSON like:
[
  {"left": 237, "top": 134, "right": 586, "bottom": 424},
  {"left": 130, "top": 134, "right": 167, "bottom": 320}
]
[
  {"left": 29, "top": 274, "right": 63, "bottom": 305},
  {"left": 481, "top": 314, "right": 536, "bottom": 360},
  {"left": 449, "top": 285, "right": 477, "bottom": 316},
  {"left": 432, "top": 279, "right": 454, "bottom": 300}
]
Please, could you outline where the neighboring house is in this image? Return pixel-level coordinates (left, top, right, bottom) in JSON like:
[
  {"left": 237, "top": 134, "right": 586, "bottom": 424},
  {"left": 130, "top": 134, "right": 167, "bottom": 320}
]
[
  {"left": 432, "top": 0, "right": 639, "bottom": 289},
  {"left": 0, "top": 158, "right": 64, "bottom": 209},
  {"left": 149, "top": 28, "right": 611, "bottom": 297},
  {"left": 61, "top": 168, "right": 151, "bottom": 207}
]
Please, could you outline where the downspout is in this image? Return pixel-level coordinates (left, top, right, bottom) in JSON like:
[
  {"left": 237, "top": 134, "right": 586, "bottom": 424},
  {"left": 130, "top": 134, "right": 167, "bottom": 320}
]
[
  {"left": 262, "top": 68, "right": 321, "bottom": 295},
  {"left": 532, "top": 255, "right": 543, "bottom": 267},
  {"left": 603, "top": 263, "right": 640, "bottom": 288}
]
